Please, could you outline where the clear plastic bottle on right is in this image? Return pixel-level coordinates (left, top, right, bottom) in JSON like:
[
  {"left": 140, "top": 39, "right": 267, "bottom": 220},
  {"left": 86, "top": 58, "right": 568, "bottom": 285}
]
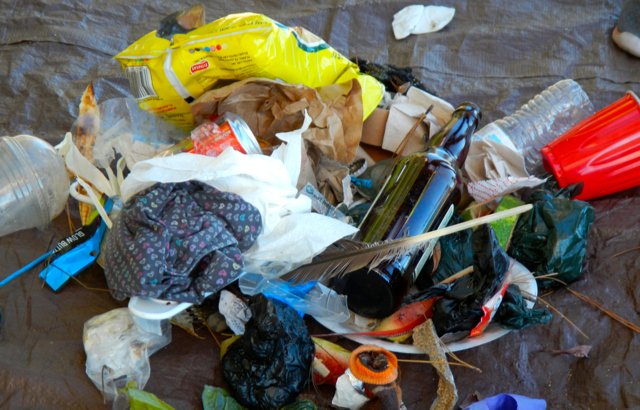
[{"left": 472, "top": 79, "right": 595, "bottom": 176}]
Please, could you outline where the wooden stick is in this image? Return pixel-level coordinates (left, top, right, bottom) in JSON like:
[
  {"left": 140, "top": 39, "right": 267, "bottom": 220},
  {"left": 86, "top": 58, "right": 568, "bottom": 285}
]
[
  {"left": 566, "top": 288, "right": 640, "bottom": 334},
  {"left": 66, "top": 203, "right": 76, "bottom": 235},
  {"left": 437, "top": 338, "right": 483, "bottom": 373},
  {"left": 540, "top": 276, "right": 640, "bottom": 334},
  {"left": 55, "top": 269, "right": 110, "bottom": 292},
  {"left": 204, "top": 324, "right": 221, "bottom": 348},
  {"left": 438, "top": 266, "right": 473, "bottom": 284},
  {"left": 190, "top": 307, "right": 221, "bottom": 348},
  {"left": 439, "top": 264, "right": 544, "bottom": 288},
  {"left": 510, "top": 272, "right": 558, "bottom": 284},
  {"left": 610, "top": 246, "right": 640, "bottom": 259},
  {"left": 379, "top": 106, "right": 434, "bottom": 183},
  {"left": 397, "top": 358, "right": 481, "bottom": 371}
]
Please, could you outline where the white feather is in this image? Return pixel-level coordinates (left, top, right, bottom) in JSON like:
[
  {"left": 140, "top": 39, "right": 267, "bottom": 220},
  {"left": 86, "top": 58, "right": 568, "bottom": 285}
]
[{"left": 282, "top": 204, "right": 533, "bottom": 285}]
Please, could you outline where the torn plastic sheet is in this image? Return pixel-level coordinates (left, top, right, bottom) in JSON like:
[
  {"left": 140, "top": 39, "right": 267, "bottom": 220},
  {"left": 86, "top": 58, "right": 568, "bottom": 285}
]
[
  {"left": 69, "top": 98, "right": 188, "bottom": 170},
  {"left": 239, "top": 273, "right": 350, "bottom": 322},
  {"left": 83, "top": 308, "right": 171, "bottom": 402}
]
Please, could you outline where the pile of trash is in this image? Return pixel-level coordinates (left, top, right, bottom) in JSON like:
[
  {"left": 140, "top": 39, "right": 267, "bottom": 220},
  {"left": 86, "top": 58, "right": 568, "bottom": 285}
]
[{"left": 2, "top": 4, "right": 640, "bottom": 410}]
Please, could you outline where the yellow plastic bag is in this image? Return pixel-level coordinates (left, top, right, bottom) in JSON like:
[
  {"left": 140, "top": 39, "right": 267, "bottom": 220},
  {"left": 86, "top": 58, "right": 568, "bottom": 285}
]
[{"left": 115, "top": 12, "right": 384, "bottom": 130}]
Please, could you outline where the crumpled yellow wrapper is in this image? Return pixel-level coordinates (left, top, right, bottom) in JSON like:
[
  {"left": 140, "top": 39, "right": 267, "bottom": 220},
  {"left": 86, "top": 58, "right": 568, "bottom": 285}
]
[{"left": 190, "top": 78, "right": 363, "bottom": 164}]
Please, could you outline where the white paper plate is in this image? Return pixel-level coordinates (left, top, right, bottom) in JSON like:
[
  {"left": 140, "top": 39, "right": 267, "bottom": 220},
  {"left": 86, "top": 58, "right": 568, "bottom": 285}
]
[{"left": 313, "top": 259, "right": 537, "bottom": 353}]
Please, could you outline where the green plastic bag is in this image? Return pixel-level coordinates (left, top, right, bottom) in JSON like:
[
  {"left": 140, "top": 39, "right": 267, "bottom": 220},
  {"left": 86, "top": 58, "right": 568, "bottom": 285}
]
[
  {"left": 202, "top": 386, "right": 245, "bottom": 410},
  {"left": 281, "top": 401, "right": 318, "bottom": 410},
  {"left": 119, "top": 383, "right": 176, "bottom": 410},
  {"left": 494, "top": 284, "right": 552, "bottom": 330},
  {"left": 202, "top": 385, "right": 317, "bottom": 410},
  {"left": 508, "top": 184, "right": 595, "bottom": 288}
]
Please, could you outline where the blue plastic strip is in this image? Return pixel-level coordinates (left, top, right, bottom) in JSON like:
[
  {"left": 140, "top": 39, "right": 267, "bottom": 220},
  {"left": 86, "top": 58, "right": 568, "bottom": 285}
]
[
  {"left": 0, "top": 250, "right": 54, "bottom": 287},
  {"left": 40, "top": 199, "right": 113, "bottom": 291}
]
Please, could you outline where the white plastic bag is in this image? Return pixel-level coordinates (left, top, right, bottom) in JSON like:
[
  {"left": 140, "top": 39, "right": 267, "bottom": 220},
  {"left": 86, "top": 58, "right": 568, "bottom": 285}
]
[{"left": 83, "top": 308, "right": 171, "bottom": 402}]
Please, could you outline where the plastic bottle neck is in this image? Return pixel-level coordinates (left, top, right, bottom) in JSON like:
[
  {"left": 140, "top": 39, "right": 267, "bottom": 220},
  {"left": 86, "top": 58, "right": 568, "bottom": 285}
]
[{"left": 426, "top": 102, "right": 482, "bottom": 167}]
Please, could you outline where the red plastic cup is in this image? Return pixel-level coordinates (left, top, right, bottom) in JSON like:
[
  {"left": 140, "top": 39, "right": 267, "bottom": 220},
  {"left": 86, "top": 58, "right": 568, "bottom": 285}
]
[{"left": 541, "top": 91, "right": 640, "bottom": 201}]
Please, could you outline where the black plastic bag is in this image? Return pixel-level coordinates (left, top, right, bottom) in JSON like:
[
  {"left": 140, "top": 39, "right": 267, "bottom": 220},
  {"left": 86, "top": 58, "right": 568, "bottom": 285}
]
[
  {"left": 351, "top": 58, "right": 429, "bottom": 93},
  {"left": 406, "top": 225, "right": 510, "bottom": 336},
  {"left": 156, "top": 5, "right": 205, "bottom": 41},
  {"left": 508, "top": 184, "right": 595, "bottom": 288},
  {"left": 431, "top": 224, "right": 510, "bottom": 336},
  {"left": 415, "top": 214, "right": 474, "bottom": 290},
  {"left": 494, "top": 284, "right": 552, "bottom": 330},
  {"left": 221, "top": 294, "right": 315, "bottom": 410}
]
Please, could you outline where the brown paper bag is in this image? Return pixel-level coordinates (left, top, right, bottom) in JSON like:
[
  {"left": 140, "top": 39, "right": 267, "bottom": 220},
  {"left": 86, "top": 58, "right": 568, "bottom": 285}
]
[{"left": 190, "top": 78, "right": 363, "bottom": 163}]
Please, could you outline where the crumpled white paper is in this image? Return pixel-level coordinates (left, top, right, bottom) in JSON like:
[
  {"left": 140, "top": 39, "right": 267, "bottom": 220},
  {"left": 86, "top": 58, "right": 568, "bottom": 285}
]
[
  {"left": 57, "top": 132, "right": 116, "bottom": 197},
  {"left": 120, "top": 147, "right": 358, "bottom": 275},
  {"left": 120, "top": 151, "right": 306, "bottom": 232},
  {"left": 271, "top": 110, "right": 312, "bottom": 188},
  {"left": 465, "top": 138, "right": 530, "bottom": 182},
  {"left": 218, "top": 290, "right": 251, "bottom": 335},
  {"left": 56, "top": 132, "right": 118, "bottom": 227},
  {"left": 383, "top": 87, "right": 455, "bottom": 156},
  {"left": 467, "top": 176, "right": 547, "bottom": 203},
  {"left": 393, "top": 5, "right": 456, "bottom": 40},
  {"left": 332, "top": 369, "right": 370, "bottom": 410}
]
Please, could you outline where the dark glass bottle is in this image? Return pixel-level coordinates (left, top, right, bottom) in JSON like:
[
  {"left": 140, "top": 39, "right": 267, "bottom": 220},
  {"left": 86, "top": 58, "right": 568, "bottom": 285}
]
[{"left": 334, "top": 102, "right": 482, "bottom": 318}]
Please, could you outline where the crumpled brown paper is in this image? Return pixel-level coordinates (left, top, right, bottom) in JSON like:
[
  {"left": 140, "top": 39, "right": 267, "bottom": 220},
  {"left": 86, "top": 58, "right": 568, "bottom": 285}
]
[
  {"left": 315, "top": 155, "right": 352, "bottom": 206},
  {"left": 191, "top": 78, "right": 363, "bottom": 164}
]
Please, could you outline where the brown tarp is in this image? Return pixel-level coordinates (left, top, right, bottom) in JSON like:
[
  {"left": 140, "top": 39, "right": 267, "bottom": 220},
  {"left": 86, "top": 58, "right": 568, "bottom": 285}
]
[{"left": 1, "top": 0, "right": 639, "bottom": 408}]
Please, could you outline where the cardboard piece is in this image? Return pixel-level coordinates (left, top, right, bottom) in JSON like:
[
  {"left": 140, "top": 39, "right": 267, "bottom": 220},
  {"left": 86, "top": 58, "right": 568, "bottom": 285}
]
[
  {"left": 361, "top": 108, "right": 389, "bottom": 147},
  {"left": 382, "top": 87, "right": 455, "bottom": 156}
]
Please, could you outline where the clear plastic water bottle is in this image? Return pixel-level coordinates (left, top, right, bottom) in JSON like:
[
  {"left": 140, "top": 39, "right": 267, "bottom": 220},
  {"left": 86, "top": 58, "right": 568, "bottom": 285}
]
[{"left": 472, "top": 79, "right": 595, "bottom": 175}]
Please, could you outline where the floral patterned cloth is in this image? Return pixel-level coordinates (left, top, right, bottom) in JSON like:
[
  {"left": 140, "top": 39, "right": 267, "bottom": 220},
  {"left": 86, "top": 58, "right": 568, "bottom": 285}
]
[{"left": 104, "top": 181, "right": 262, "bottom": 303}]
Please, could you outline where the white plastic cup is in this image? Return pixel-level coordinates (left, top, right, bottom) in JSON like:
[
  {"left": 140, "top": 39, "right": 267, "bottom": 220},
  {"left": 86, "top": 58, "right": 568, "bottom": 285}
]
[{"left": 0, "top": 135, "right": 70, "bottom": 238}]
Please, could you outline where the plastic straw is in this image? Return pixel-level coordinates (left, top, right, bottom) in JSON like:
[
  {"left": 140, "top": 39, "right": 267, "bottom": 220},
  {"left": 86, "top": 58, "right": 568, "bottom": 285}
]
[{"left": 0, "top": 250, "right": 54, "bottom": 287}]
